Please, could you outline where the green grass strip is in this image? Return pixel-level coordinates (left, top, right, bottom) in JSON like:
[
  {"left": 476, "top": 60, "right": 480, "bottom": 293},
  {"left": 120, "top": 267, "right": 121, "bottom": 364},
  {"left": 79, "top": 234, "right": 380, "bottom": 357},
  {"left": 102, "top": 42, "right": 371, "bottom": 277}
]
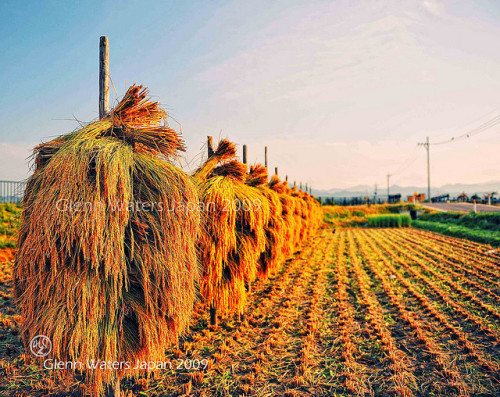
[
  {"left": 367, "top": 214, "right": 411, "bottom": 228},
  {"left": 413, "top": 220, "right": 500, "bottom": 247}
]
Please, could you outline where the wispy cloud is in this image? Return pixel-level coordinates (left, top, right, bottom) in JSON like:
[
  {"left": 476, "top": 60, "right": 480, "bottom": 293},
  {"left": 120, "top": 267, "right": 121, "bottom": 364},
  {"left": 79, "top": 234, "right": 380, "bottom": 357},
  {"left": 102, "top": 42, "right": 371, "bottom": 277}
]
[
  {"left": 422, "top": 0, "right": 444, "bottom": 16},
  {"left": 2, "top": 0, "right": 500, "bottom": 191},
  {"left": 181, "top": 0, "right": 500, "bottom": 189}
]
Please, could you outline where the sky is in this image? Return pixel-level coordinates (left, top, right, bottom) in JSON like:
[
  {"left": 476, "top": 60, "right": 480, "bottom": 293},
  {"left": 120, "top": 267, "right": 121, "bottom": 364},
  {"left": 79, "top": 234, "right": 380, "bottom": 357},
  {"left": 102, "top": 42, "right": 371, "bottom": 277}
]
[{"left": 1, "top": 0, "right": 500, "bottom": 190}]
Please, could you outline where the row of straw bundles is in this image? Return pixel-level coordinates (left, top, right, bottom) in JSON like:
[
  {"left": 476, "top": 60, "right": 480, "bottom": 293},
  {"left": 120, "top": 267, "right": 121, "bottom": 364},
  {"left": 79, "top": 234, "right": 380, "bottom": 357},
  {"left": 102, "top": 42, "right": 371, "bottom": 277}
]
[
  {"left": 194, "top": 140, "right": 321, "bottom": 324},
  {"left": 268, "top": 176, "right": 298, "bottom": 258},
  {"left": 248, "top": 168, "right": 321, "bottom": 276},
  {"left": 194, "top": 141, "right": 271, "bottom": 318},
  {"left": 14, "top": 86, "right": 322, "bottom": 395},
  {"left": 14, "top": 86, "right": 201, "bottom": 396},
  {"left": 268, "top": 176, "right": 322, "bottom": 255},
  {"left": 247, "top": 165, "right": 286, "bottom": 278}
]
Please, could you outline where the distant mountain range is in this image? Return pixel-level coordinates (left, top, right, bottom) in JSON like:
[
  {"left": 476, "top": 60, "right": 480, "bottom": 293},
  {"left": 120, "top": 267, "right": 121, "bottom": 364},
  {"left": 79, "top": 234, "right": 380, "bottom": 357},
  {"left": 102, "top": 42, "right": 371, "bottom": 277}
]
[{"left": 311, "top": 181, "right": 500, "bottom": 199}]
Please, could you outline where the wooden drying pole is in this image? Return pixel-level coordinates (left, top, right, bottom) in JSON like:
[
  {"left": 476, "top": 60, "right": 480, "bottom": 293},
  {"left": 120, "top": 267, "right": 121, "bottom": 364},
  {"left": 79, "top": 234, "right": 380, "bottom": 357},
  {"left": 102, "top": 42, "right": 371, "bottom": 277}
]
[
  {"left": 206, "top": 136, "right": 218, "bottom": 328},
  {"left": 99, "top": 36, "right": 109, "bottom": 119},
  {"left": 207, "top": 136, "right": 214, "bottom": 158},
  {"left": 274, "top": 167, "right": 278, "bottom": 176},
  {"left": 100, "top": 36, "right": 121, "bottom": 397},
  {"left": 241, "top": 144, "right": 251, "bottom": 299},
  {"left": 264, "top": 146, "right": 268, "bottom": 169}
]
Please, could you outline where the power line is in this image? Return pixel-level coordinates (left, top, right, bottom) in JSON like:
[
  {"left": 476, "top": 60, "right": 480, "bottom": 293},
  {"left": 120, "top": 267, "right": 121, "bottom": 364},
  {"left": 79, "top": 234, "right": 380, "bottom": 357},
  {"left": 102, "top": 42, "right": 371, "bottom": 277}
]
[
  {"left": 388, "top": 144, "right": 423, "bottom": 179},
  {"left": 383, "top": 145, "right": 424, "bottom": 201},
  {"left": 387, "top": 111, "right": 500, "bottom": 179},
  {"left": 382, "top": 110, "right": 500, "bottom": 202},
  {"left": 430, "top": 114, "right": 500, "bottom": 145},
  {"left": 414, "top": 113, "right": 500, "bottom": 202},
  {"left": 394, "top": 145, "right": 423, "bottom": 175}
]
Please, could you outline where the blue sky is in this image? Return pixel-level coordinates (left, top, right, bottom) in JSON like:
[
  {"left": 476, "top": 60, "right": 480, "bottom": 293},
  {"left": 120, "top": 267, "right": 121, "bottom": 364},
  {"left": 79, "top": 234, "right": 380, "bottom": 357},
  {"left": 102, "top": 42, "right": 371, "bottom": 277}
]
[{"left": 1, "top": 0, "right": 500, "bottom": 189}]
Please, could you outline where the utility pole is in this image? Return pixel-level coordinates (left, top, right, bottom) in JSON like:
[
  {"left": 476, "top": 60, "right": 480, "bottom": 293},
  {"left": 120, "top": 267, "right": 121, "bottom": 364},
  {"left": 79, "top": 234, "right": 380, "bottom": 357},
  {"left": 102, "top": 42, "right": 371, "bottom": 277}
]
[
  {"left": 418, "top": 137, "right": 431, "bottom": 202},
  {"left": 386, "top": 174, "right": 392, "bottom": 203}
]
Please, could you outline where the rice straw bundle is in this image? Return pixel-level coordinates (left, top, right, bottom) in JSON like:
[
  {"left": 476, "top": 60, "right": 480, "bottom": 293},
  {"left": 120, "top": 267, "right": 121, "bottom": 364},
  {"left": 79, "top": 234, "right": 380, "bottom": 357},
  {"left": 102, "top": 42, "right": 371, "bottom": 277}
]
[
  {"left": 297, "top": 190, "right": 321, "bottom": 240},
  {"left": 297, "top": 194, "right": 320, "bottom": 244},
  {"left": 304, "top": 191, "right": 322, "bottom": 232},
  {"left": 290, "top": 186, "right": 309, "bottom": 245},
  {"left": 194, "top": 140, "right": 269, "bottom": 319},
  {"left": 194, "top": 142, "right": 243, "bottom": 317},
  {"left": 268, "top": 176, "right": 297, "bottom": 258},
  {"left": 232, "top": 174, "right": 270, "bottom": 285},
  {"left": 14, "top": 85, "right": 200, "bottom": 396},
  {"left": 246, "top": 165, "right": 286, "bottom": 278}
]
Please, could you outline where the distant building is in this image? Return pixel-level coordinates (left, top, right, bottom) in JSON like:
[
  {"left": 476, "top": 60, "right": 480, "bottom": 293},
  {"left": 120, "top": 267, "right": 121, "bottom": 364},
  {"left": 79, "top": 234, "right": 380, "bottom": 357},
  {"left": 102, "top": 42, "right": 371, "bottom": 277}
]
[
  {"left": 407, "top": 193, "right": 425, "bottom": 203},
  {"left": 388, "top": 194, "right": 401, "bottom": 204},
  {"left": 457, "top": 193, "right": 468, "bottom": 202},
  {"left": 431, "top": 194, "right": 449, "bottom": 203}
]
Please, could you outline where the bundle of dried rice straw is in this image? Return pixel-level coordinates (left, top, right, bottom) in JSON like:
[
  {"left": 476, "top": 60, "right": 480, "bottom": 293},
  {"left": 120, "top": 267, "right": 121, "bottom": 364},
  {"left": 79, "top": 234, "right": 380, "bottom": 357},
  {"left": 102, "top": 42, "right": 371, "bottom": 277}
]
[
  {"left": 246, "top": 165, "right": 286, "bottom": 278},
  {"left": 268, "top": 176, "right": 298, "bottom": 258},
  {"left": 194, "top": 140, "right": 270, "bottom": 322},
  {"left": 14, "top": 85, "right": 201, "bottom": 396}
]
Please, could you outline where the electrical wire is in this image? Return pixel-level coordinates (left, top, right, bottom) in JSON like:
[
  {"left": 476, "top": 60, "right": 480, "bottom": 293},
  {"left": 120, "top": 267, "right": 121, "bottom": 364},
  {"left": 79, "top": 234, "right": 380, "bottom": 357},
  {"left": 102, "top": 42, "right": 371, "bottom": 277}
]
[
  {"left": 384, "top": 110, "right": 500, "bottom": 191},
  {"left": 390, "top": 144, "right": 424, "bottom": 177},
  {"left": 430, "top": 114, "right": 500, "bottom": 145}
]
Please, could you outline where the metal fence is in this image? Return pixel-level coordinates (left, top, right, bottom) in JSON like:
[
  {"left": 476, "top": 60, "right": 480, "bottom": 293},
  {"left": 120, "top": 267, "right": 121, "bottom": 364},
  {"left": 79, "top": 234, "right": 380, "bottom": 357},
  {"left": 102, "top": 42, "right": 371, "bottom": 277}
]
[
  {"left": 0, "top": 180, "right": 25, "bottom": 203},
  {"left": 320, "top": 196, "right": 387, "bottom": 206}
]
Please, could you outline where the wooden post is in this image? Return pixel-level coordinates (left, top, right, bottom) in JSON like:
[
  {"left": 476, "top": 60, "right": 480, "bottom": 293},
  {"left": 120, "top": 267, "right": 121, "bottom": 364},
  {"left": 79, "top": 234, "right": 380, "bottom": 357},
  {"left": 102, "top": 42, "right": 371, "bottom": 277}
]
[
  {"left": 207, "top": 136, "right": 214, "bottom": 158},
  {"left": 99, "top": 36, "right": 110, "bottom": 119},
  {"left": 243, "top": 144, "right": 247, "bottom": 164},
  {"left": 101, "top": 36, "right": 118, "bottom": 397},
  {"left": 106, "top": 379, "right": 120, "bottom": 397},
  {"left": 205, "top": 131, "right": 217, "bottom": 327},
  {"left": 209, "top": 304, "right": 218, "bottom": 328},
  {"left": 285, "top": 175, "right": 288, "bottom": 182},
  {"left": 294, "top": 181, "right": 296, "bottom": 188},
  {"left": 264, "top": 146, "right": 268, "bottom": 169},
  {"left": 274, "top": 167, "right": 278, "bottom": 176},
  {"left": 300, "top": 182, "right": 302, "bottom": 191}
]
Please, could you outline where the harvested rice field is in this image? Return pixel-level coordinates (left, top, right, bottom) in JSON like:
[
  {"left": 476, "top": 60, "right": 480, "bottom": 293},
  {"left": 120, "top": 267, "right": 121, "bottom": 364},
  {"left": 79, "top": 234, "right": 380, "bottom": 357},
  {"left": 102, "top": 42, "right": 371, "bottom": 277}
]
[{"left": 1, "top": 226, "right": 499, "bottom": 396}]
